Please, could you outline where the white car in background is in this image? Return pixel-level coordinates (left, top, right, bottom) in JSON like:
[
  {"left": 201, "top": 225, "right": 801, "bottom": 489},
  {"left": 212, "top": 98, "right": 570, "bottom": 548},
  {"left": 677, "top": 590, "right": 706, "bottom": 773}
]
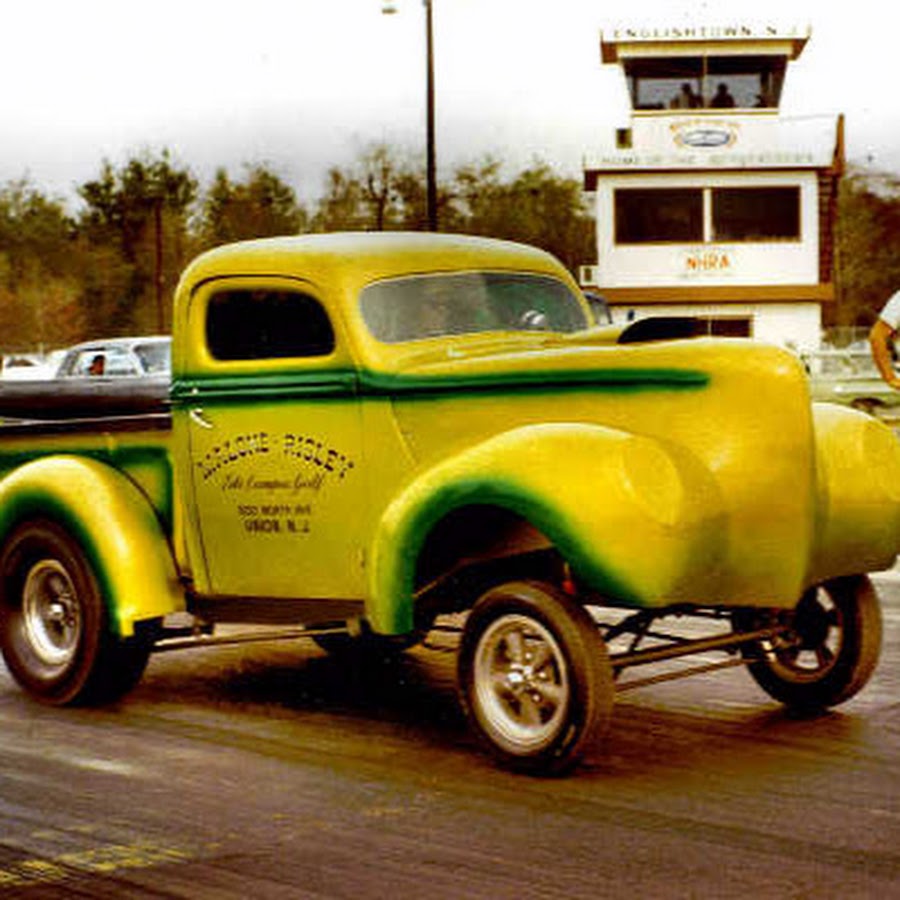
[
  {"left": 0, "top": 351, "right": 65, "bottom": 381},
  {"left": 54, "top": 336, "right": 171, "bottom": 379},
  {"left": 802, "top": 343, "right": 900, "bottom": 418}
]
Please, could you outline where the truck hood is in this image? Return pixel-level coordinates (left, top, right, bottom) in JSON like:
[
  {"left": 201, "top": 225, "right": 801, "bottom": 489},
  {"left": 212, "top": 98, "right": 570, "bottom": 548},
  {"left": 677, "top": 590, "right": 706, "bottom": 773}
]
[
  {"left": 380, "top": 335, "right": 806, "bottom": 474},
  {"left": 363, "top": 331, "right": 708, "bottom": 395},
  {"left": 382, "top": 335, "right": 820, "bottom": 607}
]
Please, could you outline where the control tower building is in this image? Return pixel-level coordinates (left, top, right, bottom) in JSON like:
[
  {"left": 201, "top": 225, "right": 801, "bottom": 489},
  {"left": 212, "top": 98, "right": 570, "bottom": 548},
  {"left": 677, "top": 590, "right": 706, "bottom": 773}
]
[{"left": 581, "top": 24, "right": 843, "bottom": 351}]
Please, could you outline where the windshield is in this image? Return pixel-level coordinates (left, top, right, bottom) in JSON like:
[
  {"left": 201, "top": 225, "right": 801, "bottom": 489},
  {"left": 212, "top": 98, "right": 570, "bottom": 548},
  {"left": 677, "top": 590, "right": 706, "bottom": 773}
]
[
  {"left": 135, "top": 340, "right": 171, "bottom": 374},
  {"left": 359, "top": 272, "right": 589, "bottom": 344}
]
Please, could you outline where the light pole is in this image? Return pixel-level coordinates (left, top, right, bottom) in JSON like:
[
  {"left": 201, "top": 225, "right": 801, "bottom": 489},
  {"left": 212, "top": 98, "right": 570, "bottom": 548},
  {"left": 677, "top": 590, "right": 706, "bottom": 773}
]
[
  {"left": 153, "top": 195, "right": 165, "bottom": 332},
  {"left": 383, "top": 0, "right": 437, "bottom": 231}
]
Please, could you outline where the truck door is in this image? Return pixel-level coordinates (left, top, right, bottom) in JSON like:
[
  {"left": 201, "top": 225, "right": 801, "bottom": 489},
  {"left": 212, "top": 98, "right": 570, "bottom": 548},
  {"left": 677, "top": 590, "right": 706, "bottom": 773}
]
[{"left": 176, "top": 276, "right": 365, "bottom": 602}]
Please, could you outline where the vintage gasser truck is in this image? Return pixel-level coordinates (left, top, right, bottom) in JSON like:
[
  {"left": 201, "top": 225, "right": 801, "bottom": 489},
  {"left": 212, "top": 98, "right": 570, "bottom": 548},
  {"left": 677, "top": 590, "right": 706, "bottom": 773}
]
[{"left": 0, "top": 232, "right": 897, "bottom": 773}]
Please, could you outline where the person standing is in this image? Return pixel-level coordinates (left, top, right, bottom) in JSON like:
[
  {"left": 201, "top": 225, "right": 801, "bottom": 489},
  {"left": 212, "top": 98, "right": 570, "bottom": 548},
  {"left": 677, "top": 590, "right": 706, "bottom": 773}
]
[{"left": 868, "top": 290, "right": 900, "bottom": 389}]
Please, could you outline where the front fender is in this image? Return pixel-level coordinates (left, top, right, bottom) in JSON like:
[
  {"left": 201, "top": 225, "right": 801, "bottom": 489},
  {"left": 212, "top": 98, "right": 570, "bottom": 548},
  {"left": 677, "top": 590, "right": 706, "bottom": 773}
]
[
  {"left": 367, "top": 423, "right": 726, "bottom": 634},
  {"left": 0, "top": 456, "right": 184, "bottom": 636},
  {"left": 809, "top": 404, "right": 900, "bottom": 584}
]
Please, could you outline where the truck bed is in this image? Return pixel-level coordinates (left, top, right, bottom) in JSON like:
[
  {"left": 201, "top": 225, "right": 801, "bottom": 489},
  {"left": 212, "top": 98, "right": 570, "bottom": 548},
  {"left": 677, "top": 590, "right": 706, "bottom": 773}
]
[{"left": 0, "top": 378, "right": 173, "bottom": 532}]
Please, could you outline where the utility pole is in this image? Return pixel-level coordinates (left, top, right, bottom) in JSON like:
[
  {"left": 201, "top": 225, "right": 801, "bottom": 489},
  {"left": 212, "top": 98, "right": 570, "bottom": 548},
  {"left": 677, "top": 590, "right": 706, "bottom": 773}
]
[
  {"left": 424, "top": 0, "right": 436, "bottom": 231},
  {"left": 383, "top": 0, "right": 438, "bottom": 231},
  {"left": 154, "top": 196, "right": 164, "bottom": 332}
]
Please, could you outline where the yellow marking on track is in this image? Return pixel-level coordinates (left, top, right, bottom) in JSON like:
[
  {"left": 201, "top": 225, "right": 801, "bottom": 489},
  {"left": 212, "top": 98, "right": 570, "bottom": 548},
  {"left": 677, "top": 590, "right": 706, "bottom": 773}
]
[{"left": 0, "top": 840, "right": 190, "bottom": 888}]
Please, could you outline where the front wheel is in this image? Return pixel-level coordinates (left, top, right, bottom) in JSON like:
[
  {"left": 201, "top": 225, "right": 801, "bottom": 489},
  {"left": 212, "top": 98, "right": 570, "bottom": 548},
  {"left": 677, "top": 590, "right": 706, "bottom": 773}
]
[
  {"left": 734, "top": 575, "right": 882, "bottom": 711},
  {"left": 0, "top": 520, "right": 151, "bottom": 705},
  {"left": 458, "top": 580, "right": 613, "bottom": 775}
]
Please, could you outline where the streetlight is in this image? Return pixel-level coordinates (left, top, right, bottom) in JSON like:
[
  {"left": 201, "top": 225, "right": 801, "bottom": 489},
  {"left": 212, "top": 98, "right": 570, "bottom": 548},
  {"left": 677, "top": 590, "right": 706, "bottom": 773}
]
[{"left": 382, "top": 0, "right": 437, "bottom": 231}]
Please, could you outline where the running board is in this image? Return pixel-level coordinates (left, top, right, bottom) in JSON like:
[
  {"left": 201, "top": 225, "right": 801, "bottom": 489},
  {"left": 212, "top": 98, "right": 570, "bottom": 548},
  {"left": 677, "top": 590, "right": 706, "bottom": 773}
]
[{"left": 151, "top": 622, "right": 357, "bottom": 654}]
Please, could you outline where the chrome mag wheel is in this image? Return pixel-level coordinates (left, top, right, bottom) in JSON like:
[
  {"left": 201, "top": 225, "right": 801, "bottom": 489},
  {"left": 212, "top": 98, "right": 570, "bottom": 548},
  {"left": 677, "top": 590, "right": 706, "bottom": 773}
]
[
  {"left": 472, "top": 612, "right": 569, "bottom": 754},
  {"left": 22, "top": 559, "right": 83, "bottom": 674}
]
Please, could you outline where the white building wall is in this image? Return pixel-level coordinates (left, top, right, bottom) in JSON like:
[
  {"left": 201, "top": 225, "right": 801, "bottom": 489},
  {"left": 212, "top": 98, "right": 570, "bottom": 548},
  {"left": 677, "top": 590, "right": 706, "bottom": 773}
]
[
  {"left": 751, "top": 303, "right": 821, "bottom": 351},
  {"left": 595, "top": 171, "right": 819, "bottom": 288}
]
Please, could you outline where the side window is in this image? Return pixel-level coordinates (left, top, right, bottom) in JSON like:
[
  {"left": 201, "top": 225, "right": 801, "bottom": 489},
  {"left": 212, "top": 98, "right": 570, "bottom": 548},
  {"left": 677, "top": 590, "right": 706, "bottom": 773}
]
[
  {"left": 69, "top": 350, "right": 134, "bottom": 376},
  {"left": 712, "top": 187, "right": 801, "bottom": 242},
  {"left": 104, "top": 348, "right": 140, "bottom": 375},
  {"left": 205, "top": 289, "right": 335, "bottom": 361},
  {"left": 615, "top": 188, "right": 703, "bottom": 244},
  {"left": 70, "top": 352, "right": 95, "bottom": 376}
]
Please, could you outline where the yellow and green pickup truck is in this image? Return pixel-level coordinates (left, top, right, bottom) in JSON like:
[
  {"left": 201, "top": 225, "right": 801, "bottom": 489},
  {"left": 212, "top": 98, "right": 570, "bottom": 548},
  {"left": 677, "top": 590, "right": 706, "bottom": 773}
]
[{"left": 1, "top": 232, "right": 898, "bottom": 773}]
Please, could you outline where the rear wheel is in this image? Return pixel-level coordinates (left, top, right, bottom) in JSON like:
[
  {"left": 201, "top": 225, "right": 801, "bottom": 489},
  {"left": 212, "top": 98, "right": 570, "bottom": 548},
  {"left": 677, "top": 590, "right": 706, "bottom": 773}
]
[
  {"left": 734, "top": 575, "right": 882, "bottom": 710},
  {"left": 458, "top": 580, "right": 613, "bottom": 774},
  {"left": 0, "top": 520, "right": 151, "bottom": 705}
]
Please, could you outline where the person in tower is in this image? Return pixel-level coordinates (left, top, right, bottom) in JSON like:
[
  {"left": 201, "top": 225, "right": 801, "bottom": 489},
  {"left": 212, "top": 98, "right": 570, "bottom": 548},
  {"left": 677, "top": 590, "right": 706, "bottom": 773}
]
[{"left": 710, "top": 82, "right": 735, "bottom": 108}]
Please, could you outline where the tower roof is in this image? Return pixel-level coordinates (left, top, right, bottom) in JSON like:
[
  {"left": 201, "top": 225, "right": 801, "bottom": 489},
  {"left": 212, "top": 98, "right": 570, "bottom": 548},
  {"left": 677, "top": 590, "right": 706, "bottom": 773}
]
[{"left": 601, "top": 24, "right": 810, "bottom": 64}]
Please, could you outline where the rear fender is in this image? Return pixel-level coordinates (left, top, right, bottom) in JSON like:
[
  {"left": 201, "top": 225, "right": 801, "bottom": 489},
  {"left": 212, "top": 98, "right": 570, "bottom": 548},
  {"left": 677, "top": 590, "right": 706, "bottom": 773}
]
[
  {"left": 0, "top": 456, "right": 184, "bottom": 636},
  {"left": 367, "top": 423, "right": 726, "bottom": 634}
]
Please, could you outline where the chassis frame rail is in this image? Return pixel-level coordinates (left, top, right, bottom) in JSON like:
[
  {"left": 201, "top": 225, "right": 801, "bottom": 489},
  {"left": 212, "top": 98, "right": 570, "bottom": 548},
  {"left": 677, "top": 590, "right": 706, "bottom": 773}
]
[{"left": 149, "top": 603, "right": 791, "bottom": 694}]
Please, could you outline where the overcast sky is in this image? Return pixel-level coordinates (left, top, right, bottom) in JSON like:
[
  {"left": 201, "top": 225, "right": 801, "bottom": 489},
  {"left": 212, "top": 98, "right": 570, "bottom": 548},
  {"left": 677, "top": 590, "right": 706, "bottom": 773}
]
[{"left": 2, "top": 0, "right": 897, "bottom": 209}]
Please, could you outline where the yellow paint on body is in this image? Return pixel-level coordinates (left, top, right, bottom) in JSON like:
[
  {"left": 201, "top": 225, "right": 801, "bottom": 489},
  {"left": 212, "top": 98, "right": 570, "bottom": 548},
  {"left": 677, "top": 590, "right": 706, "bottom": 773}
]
[{"left": 167, "top": 234, "right": 900, "bottom": 633}]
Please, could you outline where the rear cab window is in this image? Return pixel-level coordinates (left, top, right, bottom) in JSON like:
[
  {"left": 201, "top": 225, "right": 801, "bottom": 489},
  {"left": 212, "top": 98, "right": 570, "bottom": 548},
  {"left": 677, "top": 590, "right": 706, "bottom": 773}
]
[{"left": 205, "top": 289, "right": 336, "bottom": 361}]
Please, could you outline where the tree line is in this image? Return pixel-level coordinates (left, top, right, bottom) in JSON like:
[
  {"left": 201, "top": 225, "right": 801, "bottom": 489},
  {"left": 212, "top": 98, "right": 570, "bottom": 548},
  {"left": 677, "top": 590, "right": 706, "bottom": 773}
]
[
  {"left": 0, "top": 145, "right": 896, "bottom": 352},
  {"left": 832, "top": 167, "right": 900, "bottom": 333},
  {"left": 0, "top": 146, "right": 593, "bottom": 352}
]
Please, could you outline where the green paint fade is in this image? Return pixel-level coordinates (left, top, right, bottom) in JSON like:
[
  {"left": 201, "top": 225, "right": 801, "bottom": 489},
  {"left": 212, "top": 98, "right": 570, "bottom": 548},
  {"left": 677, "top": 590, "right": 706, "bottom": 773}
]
[
  {"left": 173, "top": 365, "right": 709, "bottom": 405},
  {"left": 373, "top": 474, "right": 641, "bottom": 635},
  {"left": 171, "top": 371, "right": 358, "bottom": 403},
  {"left": 0, "top": 446, "right": 173, "bottom": 534}
]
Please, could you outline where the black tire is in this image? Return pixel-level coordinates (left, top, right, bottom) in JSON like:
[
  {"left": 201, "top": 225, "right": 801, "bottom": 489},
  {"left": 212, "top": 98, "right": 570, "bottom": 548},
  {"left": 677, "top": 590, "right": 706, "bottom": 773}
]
[
  {"left": 734, "top": 575, "right": 882, "bottom": 711},
  {"left": 0, "top": 519, "right": 151, "bottom": 706},
  {"left": 311, "top": 625, "right": 418, "bottom": 657},
  {"left": 458, "top": 580, "right": 613, "bottom": 775},
  {"left": 850, "top": 398, "right": 883, "bottom": 416},
  {"left": 311, "top": 631, "right": 360, "bottom": 655}
]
